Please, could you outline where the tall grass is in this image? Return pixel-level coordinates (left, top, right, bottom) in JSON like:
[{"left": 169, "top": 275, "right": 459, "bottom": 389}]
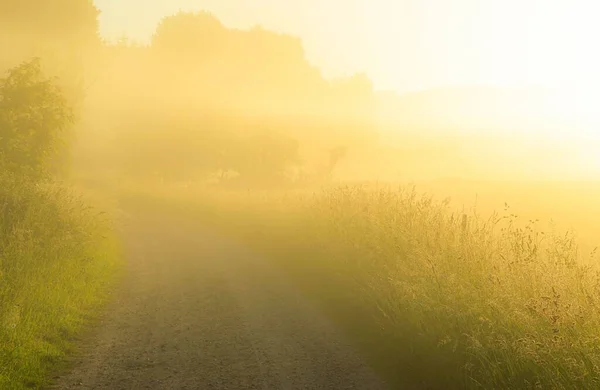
[
  {"left": 0, "top": 173, "right": 122, "bottom": 389},
  {"left": 144, "top": 183, "right": 600, "bottom": 389}
]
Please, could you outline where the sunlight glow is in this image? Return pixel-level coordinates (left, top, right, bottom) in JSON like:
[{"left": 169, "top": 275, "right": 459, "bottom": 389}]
[{"left": 89, "top": 0, "right": 600, "bottom": 178}]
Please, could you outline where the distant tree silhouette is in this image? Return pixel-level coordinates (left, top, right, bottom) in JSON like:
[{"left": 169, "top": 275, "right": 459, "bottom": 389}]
[
  {"left": 88, "top": 10, "right": 379, "bottom": 187},
  {"left": 0, "top": 0, "right": 100, "bottom": 46},
  {"left": 149, "top": 11, "right": 326, "bottom": 107},
  {"left": 151, "top": 11, "right": 226, "bottom": 62},
  {"left": 227, "top": 131, "right": 301, "bottom": 186},
  {"left": 329, "top": 146, "right": 348, "bottom": 172},
  {"left": 0, "top": 0, "right": 102, "bottom": 110}
]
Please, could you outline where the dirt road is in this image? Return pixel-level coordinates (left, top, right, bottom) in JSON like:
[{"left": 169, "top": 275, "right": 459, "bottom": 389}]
[{"left": 52, "top": 208, "right": 388, "bottom": 389}]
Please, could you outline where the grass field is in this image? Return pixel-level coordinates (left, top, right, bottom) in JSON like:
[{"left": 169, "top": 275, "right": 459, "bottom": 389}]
[
  {"left": 0, "top": 175, "right": 123, "bottom": 389},
  {"left": 129, "top": 179, "right": 600, "bottom": 389}
]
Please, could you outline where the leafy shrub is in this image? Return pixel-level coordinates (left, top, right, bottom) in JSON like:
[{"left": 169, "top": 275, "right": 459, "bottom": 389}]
[{"left": 0, "top": 58, "right": 74, "bottom": 181}]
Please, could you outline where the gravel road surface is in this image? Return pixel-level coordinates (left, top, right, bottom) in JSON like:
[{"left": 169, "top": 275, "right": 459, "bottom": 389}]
[{"left": 52, "top": 208, "right": 388, "bottom": 389}]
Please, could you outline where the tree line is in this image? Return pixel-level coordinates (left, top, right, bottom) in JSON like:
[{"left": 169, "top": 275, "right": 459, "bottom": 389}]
[{"left": 1, "top": 2, "right": 379, "bottom": 187}]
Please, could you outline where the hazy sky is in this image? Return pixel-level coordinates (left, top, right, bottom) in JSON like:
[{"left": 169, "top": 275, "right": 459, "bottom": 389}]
[{"left": 93, "top": 0, "right": 600, "bottom": 97}]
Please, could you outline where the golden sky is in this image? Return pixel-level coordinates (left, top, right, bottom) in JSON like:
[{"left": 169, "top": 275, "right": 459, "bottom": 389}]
[
  {"left": 93, "top": 1, "right": 600, "bottom": 128},
  {"left": 93, "top": 1, "right": 598, "bottom": 90}
]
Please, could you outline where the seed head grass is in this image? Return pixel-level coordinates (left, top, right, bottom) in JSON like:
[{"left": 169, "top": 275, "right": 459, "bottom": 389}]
[{"left": 132, "top": 182, "right": 600, "bottom": 389}]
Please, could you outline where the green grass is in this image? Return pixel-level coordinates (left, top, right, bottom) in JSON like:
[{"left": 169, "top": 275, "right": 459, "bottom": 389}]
[
  {"left": 128, "top": 182, "right": 600, "bottom": 389},
  {"left": 0, "top": 174, "right": 123, "bottom": 389}
]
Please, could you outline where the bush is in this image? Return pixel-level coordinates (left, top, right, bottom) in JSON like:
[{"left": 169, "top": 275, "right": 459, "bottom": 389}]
[
  {"left": 0, "top": 59, "right": 121, "bottom": 389},
  {"left": 0, "top": 57, "right": 74, "bottom": 181}
]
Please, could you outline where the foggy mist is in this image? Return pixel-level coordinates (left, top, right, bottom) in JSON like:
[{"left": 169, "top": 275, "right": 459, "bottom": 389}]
[{"left": 2, "top": 2, "right": 600, "bottom": 389}]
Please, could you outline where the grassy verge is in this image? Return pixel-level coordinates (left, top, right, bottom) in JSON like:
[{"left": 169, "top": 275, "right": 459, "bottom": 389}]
[
  {"left": 125, "top": 182, "right": 600, "bottom": 389},
  {"left": 0, "top": 175, "right": 123, "bottom": 389}
]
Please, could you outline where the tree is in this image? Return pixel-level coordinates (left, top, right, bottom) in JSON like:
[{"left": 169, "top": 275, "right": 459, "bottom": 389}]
[
  {"left": 0, "top": 58, "right": 74, "bottom": 181},
  {"left": 0, "top": 0, "right": 100, "bottom": 42},
  {"left": 111, "top": 114, "right": 238, "bottom": 183},
  {"left": 151, "top": 11, "right": 227, "bottom": 64},
  {"left": 94, "top": 11, "right": 379, "bottom": 187},
  {"left": 226, "top": 130, "right": 301, "bottom": 187},
  {"left": 0, "top": 0, "right": 102, "bottom": 111},
  {"left": 148, "top": 11, "right": 327, "bottom": 111}
]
